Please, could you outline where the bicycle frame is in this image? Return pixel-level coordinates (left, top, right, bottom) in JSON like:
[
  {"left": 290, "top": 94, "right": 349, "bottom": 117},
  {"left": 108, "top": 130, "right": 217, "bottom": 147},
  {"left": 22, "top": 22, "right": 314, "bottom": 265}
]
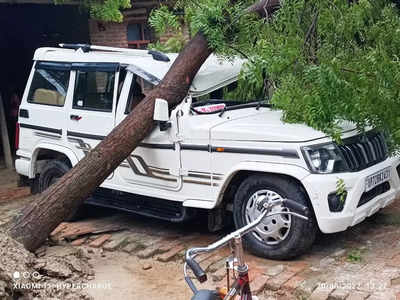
[
  {"left": 222, "top": 235, "right": 252, "bottom": 300},
  {"left": 184, "top": 199, "right": 309, "bottom": 299}
]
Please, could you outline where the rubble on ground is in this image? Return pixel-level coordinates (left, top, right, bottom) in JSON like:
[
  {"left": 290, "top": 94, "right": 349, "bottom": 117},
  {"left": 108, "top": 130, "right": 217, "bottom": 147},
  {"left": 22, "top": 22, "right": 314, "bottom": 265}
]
[{"left": 0, "top": 232, "right": 94, "bottom": 300}]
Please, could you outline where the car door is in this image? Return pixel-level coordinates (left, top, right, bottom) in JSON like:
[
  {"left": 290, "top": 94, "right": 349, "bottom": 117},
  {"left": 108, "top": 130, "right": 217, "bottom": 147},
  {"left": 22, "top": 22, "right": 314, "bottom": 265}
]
[
  {"left": 114, "top": 70, "right": 182, "bottom": 195},
  {"left": 18, "top": 61, "right": 71, "bottom": 155},
  {"left": 66, "top": 63, "right": 119, "bottom": 181}
]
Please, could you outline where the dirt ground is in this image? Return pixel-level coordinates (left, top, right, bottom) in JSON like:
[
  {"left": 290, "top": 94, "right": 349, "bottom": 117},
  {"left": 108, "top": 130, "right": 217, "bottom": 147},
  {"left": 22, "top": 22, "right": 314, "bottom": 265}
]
[
  {"left": 1, "top": 162, "right": 400, "bottom": 300},
  {"left": 87, "top": 251, "right": 198, "bottom": 300}
]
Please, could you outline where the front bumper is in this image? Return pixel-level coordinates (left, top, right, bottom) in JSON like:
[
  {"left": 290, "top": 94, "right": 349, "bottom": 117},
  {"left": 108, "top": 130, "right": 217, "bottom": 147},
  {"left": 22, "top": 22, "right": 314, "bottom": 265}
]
[{"left": 301, "top": 157, "right": 400, "bottom": 233}]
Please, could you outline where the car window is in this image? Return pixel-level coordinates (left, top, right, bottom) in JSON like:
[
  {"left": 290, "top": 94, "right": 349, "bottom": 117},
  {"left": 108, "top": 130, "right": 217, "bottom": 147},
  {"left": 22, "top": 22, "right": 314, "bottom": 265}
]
[
  {"left": 27, "top": 68, "right": 70, "bottom": 106},
  {"left": 125, "top": 75, "right": 154, "bottom": 114},
  {"left": 73, "top": 70, "right": 115, "bottom": 112}
]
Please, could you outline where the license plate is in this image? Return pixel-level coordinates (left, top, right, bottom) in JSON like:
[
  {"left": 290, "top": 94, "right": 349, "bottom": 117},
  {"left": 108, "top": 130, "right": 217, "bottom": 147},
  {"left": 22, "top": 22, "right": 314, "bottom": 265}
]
[{"left": 365, "top": 167, "right": 391, "bottom": 192}]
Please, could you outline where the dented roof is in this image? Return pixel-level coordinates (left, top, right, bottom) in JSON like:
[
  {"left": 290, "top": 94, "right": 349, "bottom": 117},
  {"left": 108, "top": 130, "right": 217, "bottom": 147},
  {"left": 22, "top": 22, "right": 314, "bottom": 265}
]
[{"left": 34, "top": 47, "right": 244, "bottom": 96}]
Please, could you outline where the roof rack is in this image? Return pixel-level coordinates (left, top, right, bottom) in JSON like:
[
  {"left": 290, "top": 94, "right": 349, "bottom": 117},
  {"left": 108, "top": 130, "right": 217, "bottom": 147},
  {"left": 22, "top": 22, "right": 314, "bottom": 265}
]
[{"left": 58, "top": 43, "right": 170, "bottom": 62}]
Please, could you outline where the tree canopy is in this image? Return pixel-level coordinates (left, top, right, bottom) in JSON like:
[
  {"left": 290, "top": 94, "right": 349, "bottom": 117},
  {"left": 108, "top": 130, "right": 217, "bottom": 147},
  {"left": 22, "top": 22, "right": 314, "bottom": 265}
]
[
  {"left": 151, "top": 0, "right": 400, "bottom": 150},
  {"left": 54, "top": 0, "right": 131, "bottom": 22},
  {"left": 56, "top": 0, "right": 400, "bottom": 149}
]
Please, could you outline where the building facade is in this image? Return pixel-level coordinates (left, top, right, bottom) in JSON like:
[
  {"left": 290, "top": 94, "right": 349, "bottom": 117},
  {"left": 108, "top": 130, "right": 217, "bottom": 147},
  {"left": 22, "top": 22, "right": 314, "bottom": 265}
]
[{"left": 89, "top": 1, "right": 160, "bottom": 49}]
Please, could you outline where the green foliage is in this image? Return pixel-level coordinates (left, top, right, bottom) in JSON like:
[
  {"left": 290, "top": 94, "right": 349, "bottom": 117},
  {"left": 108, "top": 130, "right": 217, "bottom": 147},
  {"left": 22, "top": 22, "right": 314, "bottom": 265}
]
[
  {"left": 89, "top": 0, "right": 130, "bottom": 22},
  {"left": 347, "top": 249, "right": 363, "bottom": 263},
  {"left": 148, "top": 5, "right": 186, "bottom": 52},
  {"left": 148, "top": 5, "right": 187, "bottom": 52},
  {"left": 54, "top": 0, "right": 131, "bottom": 22},
  {"left": 148, "top": 33, "right": 187, "bottom": 53},
  {"left": 153, "top": 1, "right": 400, "bottom": 149},
  {"left": 130, "top": 0, "right": 400, "bottom": 149},
  {"left": 245, "top": 0, "right": 400, "bottom": 147},
  {"left": 149, "top": 0, "right": 260, "bottom": 56},
  {"left": 336, "top": 178, "right": 347, "bottom": 204},
  {"left": 149, "top": 5, "right": 181, "bottom": 34}
]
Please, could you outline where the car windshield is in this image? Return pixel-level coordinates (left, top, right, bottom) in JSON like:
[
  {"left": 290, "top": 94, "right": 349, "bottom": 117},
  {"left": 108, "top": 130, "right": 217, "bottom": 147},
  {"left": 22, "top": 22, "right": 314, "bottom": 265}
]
[{"left": 191, "top": 81, "right": 269, "bottom": 114}]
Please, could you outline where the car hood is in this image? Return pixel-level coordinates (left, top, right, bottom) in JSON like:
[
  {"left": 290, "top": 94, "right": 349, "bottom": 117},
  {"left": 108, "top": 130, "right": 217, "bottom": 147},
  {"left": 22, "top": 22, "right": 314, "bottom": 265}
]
[{"left": 210, "top": 108, "right": 356, "bottom": 143}]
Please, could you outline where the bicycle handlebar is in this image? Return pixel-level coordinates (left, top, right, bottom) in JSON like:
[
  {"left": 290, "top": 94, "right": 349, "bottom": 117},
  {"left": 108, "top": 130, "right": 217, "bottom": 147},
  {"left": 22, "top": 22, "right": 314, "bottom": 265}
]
[
  {"left": 284, "top": 198, "right": 309, "bottom": 216},
  {"left": 186, "top": 257, "right": 207, "bottom": 283},
  {"left": 184, "top": 198, "right": 309, "bottom": 292}
]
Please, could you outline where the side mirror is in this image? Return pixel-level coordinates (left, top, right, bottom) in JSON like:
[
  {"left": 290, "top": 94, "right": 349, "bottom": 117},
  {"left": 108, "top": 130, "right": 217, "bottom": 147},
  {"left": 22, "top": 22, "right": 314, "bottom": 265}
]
[{"left": 153, "top": 98, "right": 171, "bottom": 131}]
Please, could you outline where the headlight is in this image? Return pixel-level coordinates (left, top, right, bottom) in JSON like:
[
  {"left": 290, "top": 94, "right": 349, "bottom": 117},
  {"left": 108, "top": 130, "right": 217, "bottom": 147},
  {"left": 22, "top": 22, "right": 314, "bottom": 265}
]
[{"left": 302, "top": 143, "right": 349, "bottom": 174}]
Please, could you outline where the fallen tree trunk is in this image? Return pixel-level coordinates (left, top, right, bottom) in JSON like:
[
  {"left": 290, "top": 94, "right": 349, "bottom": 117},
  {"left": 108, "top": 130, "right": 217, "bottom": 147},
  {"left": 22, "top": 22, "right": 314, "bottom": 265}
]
[
  {"left": 5, "top": 1, "right": 280, "bottom": 252},
  {"left": 6, "top": 33, "right": 211, "bottom": 252}
]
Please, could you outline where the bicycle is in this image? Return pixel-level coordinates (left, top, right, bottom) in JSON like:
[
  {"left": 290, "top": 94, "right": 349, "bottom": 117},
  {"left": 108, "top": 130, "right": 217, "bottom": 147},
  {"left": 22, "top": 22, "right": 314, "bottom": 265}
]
[{"left": 184, "top": 198, "right": 309, "bottom": 300}]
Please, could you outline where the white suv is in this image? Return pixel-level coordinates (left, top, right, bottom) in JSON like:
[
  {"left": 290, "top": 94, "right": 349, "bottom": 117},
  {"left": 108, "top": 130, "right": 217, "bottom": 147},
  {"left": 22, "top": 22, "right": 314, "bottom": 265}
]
[{"left": 15, "top": 44, "right": 400, "bottom": 259}]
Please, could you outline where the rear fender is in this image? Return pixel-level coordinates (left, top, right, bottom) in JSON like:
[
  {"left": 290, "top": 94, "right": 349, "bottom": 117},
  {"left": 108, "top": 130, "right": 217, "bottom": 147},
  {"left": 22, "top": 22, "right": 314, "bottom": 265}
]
[{"left": 30, "top": 143, "right": 79, "bottom": 178}]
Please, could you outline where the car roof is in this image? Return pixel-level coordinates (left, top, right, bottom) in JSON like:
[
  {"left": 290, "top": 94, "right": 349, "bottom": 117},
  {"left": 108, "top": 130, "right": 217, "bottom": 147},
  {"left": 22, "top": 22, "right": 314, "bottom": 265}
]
[{"left": 33, "top": 47, "right": 244, "bottom": 96}]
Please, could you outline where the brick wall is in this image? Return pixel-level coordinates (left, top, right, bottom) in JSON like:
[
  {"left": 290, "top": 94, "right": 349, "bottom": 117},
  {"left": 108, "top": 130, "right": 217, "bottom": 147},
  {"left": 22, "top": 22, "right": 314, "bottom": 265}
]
[
  {"left": 88, "top": 17, "right": 190, "bottom": 50},
  {"left": 89, "top": 20, "right": 128, "bottom": 48}
]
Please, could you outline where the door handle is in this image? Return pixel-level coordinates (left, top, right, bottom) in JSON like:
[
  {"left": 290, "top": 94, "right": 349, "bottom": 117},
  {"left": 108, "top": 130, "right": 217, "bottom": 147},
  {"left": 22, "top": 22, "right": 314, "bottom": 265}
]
[{"left": 70, "top": 114, "right": 82, "bottom": 121}]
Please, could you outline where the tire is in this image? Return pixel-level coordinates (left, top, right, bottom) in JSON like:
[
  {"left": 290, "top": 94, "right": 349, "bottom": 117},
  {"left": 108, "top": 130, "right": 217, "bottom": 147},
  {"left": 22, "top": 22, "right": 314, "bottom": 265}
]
[
  {"left": 38, "top": 159, "right": 86, "bottom": 221},
  {"left": 38, "top": 160, "right": 70, "bottom": 193},
  {"left": 233, "top": 174, "right": 316, "bottom": 260}
]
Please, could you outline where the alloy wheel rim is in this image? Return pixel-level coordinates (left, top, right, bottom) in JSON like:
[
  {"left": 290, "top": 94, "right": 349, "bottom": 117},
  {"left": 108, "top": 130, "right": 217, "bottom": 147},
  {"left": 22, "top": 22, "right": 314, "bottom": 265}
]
[{"left": 245, "top": 189, "right": 291, "bottom": 245}]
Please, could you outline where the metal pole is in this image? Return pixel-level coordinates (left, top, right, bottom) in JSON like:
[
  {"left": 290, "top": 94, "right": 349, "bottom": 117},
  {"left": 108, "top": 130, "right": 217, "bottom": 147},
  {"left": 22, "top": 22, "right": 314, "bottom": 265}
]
[{"left": 0, "top": 93, "right": 13, "bottom": 169}]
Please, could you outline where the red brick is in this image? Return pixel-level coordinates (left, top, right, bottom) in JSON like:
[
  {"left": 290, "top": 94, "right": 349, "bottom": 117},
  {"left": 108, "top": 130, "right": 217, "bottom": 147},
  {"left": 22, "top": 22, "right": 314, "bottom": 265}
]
[
  {"left": 250, "top": 275, "right": 270, "bottom": 295},
  {"left": 89, "top": 19, "right": 128, "bottom": 48},
  {"left": 282, "top": 275, "right": 306, "bottom": 291},
  {"left": 266, "top": 271, "right": 295, "bottom": 291},
  {"left": 57, "top": 220, "right": 124, "bottom": 240},
  {"left": 310, "top": 286, "right": 333, "bottom": 300},
  {"left": 201, "top": 255, "right": 225, "bottom": 272},
  {"left": 137, "top": 244, "right": 168, "bottom": 258},
  {"left": 387, "top": 254, "right": 400, "bottom": 267},
  {"left": 287, "top": 262, "right": 309, "bottom": 275},
  {"left": 377, "top": 248, "right": 399, "bottom": 259},
  {"left": 58, "top": 225, "right": 93, "bottom": 239},
  {"left": 346, "top": 291, "right": 370, "bottom": 300},
  {"left": 103, "top": 232, "right": 131, "bottom": 251},
  {"left": 157, "top": 244, "right": 185, "bottom": 262},
  {"left": 50, "top": 222, "right": 68, "bottom": 236},
  {"left": 329, "top": 289, "right": 349, "bottom": 300},
  {"left": 71, "top": 237, "right": 88, "bottom": 246},
  {"left": 89, "top": 234, "right": 112, "bottom": 248},
  {"left": 0, "top": 186, "right": 30, "bottom": 202},
  {"left": 158, "top": 239, "right": 183, "bottom": 252},
  {"left": 211, "top": 267, "right": 227, "bottom": 282}
]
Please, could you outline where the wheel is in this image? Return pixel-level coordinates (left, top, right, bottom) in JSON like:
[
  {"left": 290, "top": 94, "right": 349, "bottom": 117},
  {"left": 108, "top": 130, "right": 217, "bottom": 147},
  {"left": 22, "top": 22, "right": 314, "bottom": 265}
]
[
  {"left": 38, "top": 160, "right": 70, "bottom": 193},
  {"left": 38, "top": 159, "right": 86, "bottom": 221},
  {"left": 233, "top": 174, "right": 317, "bottom": 260}
]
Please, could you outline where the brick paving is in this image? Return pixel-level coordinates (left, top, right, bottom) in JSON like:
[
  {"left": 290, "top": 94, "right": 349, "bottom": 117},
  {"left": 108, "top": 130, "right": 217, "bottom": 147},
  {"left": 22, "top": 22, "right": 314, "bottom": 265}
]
[{"left": 1, "top": 167, "right": 400, "bottom": 299}]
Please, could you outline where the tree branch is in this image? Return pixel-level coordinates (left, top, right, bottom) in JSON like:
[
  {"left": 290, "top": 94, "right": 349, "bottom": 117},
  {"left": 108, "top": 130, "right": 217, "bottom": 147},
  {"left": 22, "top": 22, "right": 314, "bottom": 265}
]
[{"left": 246, "top": 0, "right": 281, "bottom": 17}]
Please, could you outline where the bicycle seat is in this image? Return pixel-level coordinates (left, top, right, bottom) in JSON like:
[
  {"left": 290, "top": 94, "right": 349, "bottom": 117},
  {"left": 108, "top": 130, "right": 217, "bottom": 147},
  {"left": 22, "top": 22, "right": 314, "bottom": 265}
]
[{"left": 191, "top": 289, "right": 218, "bottom": 300}]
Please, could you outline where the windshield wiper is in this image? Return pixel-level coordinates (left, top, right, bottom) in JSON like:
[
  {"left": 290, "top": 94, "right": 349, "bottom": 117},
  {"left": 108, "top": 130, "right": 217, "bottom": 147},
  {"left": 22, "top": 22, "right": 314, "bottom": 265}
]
[
  {"left": 218, "top": 101, "right": 270, "bottom": 117},
  {"left": 191, "top": 100, "right": 271, "bottom": 116}
]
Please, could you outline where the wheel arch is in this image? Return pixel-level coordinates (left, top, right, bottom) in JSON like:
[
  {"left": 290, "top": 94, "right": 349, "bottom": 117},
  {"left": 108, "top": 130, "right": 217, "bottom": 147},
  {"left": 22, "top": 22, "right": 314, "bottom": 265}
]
[
  {"left": 215, "top": 162, "right": 313, "bottom": 213},
  {"left": 30, "top": 144, "right": 78, "bottom": 178}
]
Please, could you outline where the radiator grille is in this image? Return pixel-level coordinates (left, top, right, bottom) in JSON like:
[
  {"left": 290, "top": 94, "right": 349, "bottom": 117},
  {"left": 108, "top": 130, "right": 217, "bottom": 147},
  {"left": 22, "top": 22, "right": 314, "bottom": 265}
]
[{"left": 337, "top": 132, "right": 388, "bottom": 172}]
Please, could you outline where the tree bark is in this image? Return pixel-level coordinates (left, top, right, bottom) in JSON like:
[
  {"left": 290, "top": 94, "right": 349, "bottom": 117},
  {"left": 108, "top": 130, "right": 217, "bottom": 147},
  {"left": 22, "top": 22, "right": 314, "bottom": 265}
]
[
  {"left": 6, "top": 1, "right": 280, "bottom": 252},
  {"left": 6, "top": 32, "right": 211, "bottom": 251}
]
